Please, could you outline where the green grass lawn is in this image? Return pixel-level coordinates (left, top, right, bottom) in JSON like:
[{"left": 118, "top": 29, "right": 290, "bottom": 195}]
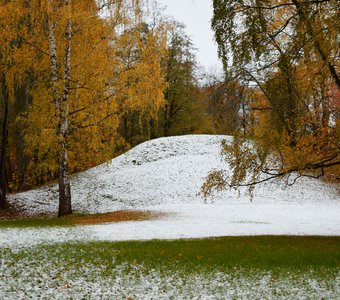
[{"left": 1, "top": 236, "right": 339, "bottom": 298}]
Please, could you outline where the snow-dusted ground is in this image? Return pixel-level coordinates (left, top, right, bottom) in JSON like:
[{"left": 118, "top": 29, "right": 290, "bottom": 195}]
[
  {"left": 1, "top": 255, "right": 338, "bottom": 299},
  {"left": 3, "top": 135, "right": 340, "bottom": 248}
]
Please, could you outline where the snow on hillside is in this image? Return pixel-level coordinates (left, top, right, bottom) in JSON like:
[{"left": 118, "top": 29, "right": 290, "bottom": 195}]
[{"left": 2, "top": 135, "right": 340, "bottom": 248}]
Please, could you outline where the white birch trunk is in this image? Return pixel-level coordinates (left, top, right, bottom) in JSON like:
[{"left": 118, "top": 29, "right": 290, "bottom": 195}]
[{"left": 48, "top": 11, "right": 72, "bottom": 217}]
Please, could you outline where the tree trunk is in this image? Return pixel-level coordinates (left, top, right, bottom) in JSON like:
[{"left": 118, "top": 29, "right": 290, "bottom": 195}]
[
  {"left": 163, "top": 103, "right": 171, "bottom": 137},
  {"left": 58, "top": 16, "right": 72, "bottom": 217},
  {"left": 0, "top": 74, "right": 9, "bottom": 209},
  {"left": 149, "top": 118, "right": 157, "bottom": 140},
  {"left": 49, "top": 16, "right": 72, "bottom": 217},
  {"left": 57, "top": 126, "right": 71, "bottom": 217}
]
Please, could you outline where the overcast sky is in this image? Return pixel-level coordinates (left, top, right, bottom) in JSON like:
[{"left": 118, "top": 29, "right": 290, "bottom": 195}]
[{"left": 156, "top": 0, "right": 222, "bottom": 72}]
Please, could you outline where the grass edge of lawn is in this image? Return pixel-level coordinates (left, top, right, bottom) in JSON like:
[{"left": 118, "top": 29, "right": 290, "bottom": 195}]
[{"left": 2, "top": 236, "right": 339, "bottom": 270}]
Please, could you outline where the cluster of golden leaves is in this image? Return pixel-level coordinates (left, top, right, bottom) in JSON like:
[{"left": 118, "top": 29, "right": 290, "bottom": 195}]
[{"left": 1, "top": 0, "right": 168, "bottom": 190}]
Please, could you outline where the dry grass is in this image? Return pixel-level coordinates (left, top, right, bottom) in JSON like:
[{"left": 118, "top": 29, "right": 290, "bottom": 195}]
[
  {"left": 0, "top": 204, "right": 30, "bottom": 220},
  {"left": 66, "top": 210, "right": 164, "bottom": 225},
  {"left": 0, "top": 209, "right": 167, "bottom": 227}
]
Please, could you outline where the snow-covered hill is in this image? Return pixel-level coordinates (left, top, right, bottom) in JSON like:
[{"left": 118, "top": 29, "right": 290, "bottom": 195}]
[
  {"left": 3, "top": 135, "right": 340, "bottom": 248},
  {"left": 10, "top": 135, "right": 339, "bottom": 213}
]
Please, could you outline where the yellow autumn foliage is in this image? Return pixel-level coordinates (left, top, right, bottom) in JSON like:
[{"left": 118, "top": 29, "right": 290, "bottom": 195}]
[{"left": 2, "top": 0, "right": 168, "bottom": 190}]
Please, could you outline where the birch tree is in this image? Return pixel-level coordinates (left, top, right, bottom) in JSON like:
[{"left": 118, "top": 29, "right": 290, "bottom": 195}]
[
  {"left": 40, "top": 0, "right": 165, "bottom": 216},
  {"left": 42, "top": 1, "right": 71, "bottom": 216},
  {"left": 202, "top": 0, "right": 340, "bottom": 197}
]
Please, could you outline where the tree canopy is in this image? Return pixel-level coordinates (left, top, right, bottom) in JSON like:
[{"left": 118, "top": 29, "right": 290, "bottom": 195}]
[{"left": 202, "top": 0, "right": 339, "bottom": 197}]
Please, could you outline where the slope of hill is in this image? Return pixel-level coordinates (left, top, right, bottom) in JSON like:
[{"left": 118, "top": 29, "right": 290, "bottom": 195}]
[{"left": 3, "top": 135, "right": 339, "bottom": 248}]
